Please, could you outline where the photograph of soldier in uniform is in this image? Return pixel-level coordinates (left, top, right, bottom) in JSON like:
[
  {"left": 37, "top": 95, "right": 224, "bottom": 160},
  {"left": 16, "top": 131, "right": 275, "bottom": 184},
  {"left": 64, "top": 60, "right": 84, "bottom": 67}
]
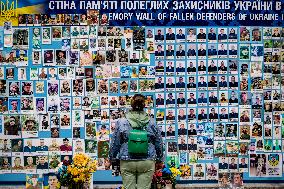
[
  {"left": 12, "top": 156, "right": 24, "bottom": 171},
  {"left": 4, "top": 115, "right": 21, "bottom": 136},
  {"left": 13, "top": 28, "right": 29, "bottom": 49}
]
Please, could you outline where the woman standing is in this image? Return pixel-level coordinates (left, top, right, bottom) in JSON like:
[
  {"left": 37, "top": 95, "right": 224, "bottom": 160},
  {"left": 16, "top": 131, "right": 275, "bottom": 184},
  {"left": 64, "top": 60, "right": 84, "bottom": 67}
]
[{"left": 110, "top": 94, "right": 163, "bottom": 189}]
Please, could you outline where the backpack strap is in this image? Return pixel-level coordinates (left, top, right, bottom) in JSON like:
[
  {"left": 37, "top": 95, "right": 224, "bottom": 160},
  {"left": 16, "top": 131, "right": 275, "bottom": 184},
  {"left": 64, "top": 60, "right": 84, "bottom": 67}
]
[
  {"left": 126, "top": 118, "right": 147, "bottom": 131},
  {"left": 123, "top": 118, "right": 153, "bottom": 144}
]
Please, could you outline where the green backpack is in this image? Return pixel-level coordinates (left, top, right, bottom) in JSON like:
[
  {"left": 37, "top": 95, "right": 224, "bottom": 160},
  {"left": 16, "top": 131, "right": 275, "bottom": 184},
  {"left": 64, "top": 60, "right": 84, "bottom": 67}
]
[{"left": 128, "top": 125, "right": 149, "bottom": 155}]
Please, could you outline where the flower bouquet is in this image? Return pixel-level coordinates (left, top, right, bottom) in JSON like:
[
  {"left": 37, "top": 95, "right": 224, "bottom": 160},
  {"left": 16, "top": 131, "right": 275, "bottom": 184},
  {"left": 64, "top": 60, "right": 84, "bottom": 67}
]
[
  {"left": 152, "top": 163, "right": 181, "bottom": 189},
  {"left": 56, "top": 153, "right": 97, "bottom": 189},
  {"left": 162, "top": 166, "right": 181, "bottom": 189},
  {"left": 152, "top": 163, "right": 166, "bottom": 189},
  {"left": 56, "top": 160, "right": 71, "bottom": 188}
]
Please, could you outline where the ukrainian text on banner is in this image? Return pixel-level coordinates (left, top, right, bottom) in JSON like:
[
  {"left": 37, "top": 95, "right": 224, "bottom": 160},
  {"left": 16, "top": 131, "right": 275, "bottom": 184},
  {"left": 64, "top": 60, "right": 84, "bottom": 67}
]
[{"left": 44, "top": 0, "right": 284, "bottom": 26}]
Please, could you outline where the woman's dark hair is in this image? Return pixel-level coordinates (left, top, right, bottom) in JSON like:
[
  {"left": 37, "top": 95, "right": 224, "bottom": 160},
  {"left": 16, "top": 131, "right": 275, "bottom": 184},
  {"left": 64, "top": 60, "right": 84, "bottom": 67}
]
[{"left": 131, "top": 94, "right": 145, "bottom": 111}]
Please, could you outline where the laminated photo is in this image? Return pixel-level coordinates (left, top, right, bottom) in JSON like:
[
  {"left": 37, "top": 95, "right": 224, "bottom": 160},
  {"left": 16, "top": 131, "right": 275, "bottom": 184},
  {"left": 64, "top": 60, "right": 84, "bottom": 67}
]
[
  {"left": 26, "top": 174, "right": 43, "bottom": 189},
  {"left": 42, "top": 28, "right": 51, "bottom": 44},
  {"left": 48, "top": 152, "right": 60, "bottom": 172},
  {"left": 85, "top": 139, "right": 97, "bottom": 156},
  {"left": 239, "top": 157, "right": 248, "bottom": 173},
  {"left": 266, "top": 154, "right": 282, "bottom": 177},
  {"left": 180, "top": 164, "right": 192, "bottom": 180},
  {"left": 0, "top": 156, "right": 12, "bottom": 173},
  {"left": 4, "top": 34, "right": 12, "bottom": 48},
  {"left": 4, "top": 115, "right": 21, "bottom": 137},
  {"left": 24, "top": 155, "right": 37, "bottom": 173},
  {"left": 52, "top": 26, "right": 62, "bottom": 41},
  {"left": 206, "top": 163, "right": 218, "bottom": 180},
  {"left": 229, "top": 173, "right": 244, "bottom": 189},
  {"left": 60, "top": 113, "right": 71, "bottom": 129},
  {"left": 12, "top": 156, "right": 25, "bottom": 173},
  {"left": 240, "top": 27, "right": 250, "bottom": 41},
  {"left": 166, "top": 155, "right": 179, "bottom": 168},
  {"left": 249, "top": 154, "right": 266, "bottom": 177},
  {"left": 12, "top": 28, "right": 29, "bottom": 49},
  {"left": 0, "top": 138, "right": 12, "bottom": 156},
  {"left": 193, "top": 163, "right": 205, "bottom": 180}
]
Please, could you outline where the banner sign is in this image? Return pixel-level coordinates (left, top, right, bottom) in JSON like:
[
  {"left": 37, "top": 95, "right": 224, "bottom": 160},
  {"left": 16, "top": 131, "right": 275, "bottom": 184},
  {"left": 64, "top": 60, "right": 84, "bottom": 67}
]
[{"left": 45, "top": 0, "right": 284, "bottom": 26}]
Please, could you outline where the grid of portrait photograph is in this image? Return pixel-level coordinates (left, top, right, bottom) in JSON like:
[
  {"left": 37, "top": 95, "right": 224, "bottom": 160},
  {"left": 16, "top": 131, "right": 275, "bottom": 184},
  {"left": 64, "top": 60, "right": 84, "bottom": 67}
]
[{"left": 0, "top": 11, "right": 283, "bottom": 187}]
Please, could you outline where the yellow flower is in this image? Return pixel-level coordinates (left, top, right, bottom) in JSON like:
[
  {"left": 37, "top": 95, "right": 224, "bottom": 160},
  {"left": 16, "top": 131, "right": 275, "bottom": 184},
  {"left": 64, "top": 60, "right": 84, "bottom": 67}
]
[
  {"left": 72, "top": 168, "right": 79, "bottom": 176},
  {"left": 170, "top": 167, "right": 181, "bottom": 178},
  {"left": 67, "top": 153, "right": 97, "bottom": 183}
]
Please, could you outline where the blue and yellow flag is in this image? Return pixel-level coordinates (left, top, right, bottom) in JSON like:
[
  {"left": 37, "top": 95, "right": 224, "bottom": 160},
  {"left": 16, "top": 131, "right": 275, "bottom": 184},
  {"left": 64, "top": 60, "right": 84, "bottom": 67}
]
[{"left": 0, "top": 0, "right": 46, "bottom": 25}]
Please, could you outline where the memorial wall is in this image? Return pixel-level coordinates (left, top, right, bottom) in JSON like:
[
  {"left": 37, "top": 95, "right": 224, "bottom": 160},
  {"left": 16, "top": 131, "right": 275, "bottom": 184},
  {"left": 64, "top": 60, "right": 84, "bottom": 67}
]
[{"left": 0, "top": 0, "right": 283, "bottom": 187}]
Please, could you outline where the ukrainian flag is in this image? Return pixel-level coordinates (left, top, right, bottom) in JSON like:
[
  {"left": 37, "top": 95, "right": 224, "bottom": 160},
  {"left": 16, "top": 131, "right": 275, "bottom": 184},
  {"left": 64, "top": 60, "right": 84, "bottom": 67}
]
[{"left": 0, "top": 0, "right": 47, "bottom": 26}]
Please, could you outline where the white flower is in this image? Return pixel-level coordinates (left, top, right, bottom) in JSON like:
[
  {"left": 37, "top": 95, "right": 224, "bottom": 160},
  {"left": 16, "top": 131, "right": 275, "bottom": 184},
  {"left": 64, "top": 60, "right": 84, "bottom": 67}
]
[
  {"left": 58, "top": 162, "right": 63, "bottom": 168},
  {"left": 55, "top": 162, "right": 63, "bottom": 173}
]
